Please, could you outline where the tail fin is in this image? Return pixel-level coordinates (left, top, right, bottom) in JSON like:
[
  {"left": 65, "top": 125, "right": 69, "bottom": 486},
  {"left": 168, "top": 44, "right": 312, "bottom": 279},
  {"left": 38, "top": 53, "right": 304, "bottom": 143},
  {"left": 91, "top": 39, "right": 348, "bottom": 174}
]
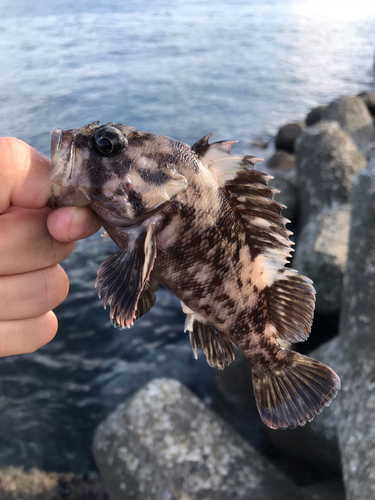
[{"left": 252, "top": 350, "right": 340, "bottom": 430}]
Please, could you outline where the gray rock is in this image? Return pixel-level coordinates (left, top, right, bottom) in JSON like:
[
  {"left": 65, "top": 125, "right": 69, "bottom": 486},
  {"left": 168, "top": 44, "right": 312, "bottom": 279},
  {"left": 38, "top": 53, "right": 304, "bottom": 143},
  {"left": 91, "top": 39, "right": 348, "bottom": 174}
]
[
  {"left": 267, "top": 151, "right": 296, "bottom": 171},
  {"left": 93, "top": 378, "right": 311, "bottom": 500},
  {"left": 0, "top": 467, "right": 107, "bottom": 500},
  {"left": 211, "top": 350, "right": 267, "bottom": 450},
  {"left": 306, "top": 105, "right": 327, "bottom": 126},
  {"left": 292, "top": 205, "right": 351, "bottom": 314},
  {"left": 275, "top": 122, "right": 306, "bottom": 153},
  {"left": 337, "top": 157, "right": 375, "bottom": 500},
  {"left": 322, "top": 96, "right": 375, "bottom": 159},
  {"left": 265, "top": 337, "right": 342, "bottom": 474},
  {"left": 212, "top": 349, "right": 256, "bottom": 414},
  {"left": 296, "top": 121, "right": 366, "bottom": 225},
  {"left": 268, "top": 174, "right": 298, "bottom": 223},
  {"left": 248, "top": 137, "right": 269, "bottom": 149},
  {"left": 357, "top": 91, "right": 375, "bottom": 116}
]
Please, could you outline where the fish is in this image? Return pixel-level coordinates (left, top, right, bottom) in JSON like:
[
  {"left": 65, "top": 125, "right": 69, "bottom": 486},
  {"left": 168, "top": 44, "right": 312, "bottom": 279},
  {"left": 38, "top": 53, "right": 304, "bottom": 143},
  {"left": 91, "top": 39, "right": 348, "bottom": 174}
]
[{"left": 48, "top": 121, "right": 341, "bottom": 430}]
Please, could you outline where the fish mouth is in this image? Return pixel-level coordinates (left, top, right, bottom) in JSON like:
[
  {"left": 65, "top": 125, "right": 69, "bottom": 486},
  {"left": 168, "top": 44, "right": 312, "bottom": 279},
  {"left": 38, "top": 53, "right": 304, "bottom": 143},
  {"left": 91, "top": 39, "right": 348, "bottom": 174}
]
[{"left": 48, "top": 127, "right": 92, "bottom": 208}]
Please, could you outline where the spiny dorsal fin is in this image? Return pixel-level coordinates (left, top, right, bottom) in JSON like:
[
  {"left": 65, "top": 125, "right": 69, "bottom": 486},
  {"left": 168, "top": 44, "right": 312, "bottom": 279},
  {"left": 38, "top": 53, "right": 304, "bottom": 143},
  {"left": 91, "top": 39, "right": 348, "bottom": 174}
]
[
  {"left": 194, "top": 134, "right": 315, "bottom": 344},
  {"left": 224, "top": 168, "right": 316, "bottom": 343},
  {"left": 192, "top": 133, "right": 262, "bottom": 186}
]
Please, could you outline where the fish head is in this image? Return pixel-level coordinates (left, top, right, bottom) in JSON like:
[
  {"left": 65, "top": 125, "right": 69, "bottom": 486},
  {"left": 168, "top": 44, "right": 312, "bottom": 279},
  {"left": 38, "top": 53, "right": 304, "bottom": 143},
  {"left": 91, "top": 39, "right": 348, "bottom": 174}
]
[{"left": 48, "top": 122, "right": 189, "bottom": 225}]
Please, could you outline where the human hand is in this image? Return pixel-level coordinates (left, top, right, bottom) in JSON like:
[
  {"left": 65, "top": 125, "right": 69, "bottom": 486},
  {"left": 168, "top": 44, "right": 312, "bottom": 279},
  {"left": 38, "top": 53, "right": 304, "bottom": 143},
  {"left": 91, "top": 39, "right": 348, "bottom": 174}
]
[{"left": 0, "top": 137, "right": 102, "bottom": 357}]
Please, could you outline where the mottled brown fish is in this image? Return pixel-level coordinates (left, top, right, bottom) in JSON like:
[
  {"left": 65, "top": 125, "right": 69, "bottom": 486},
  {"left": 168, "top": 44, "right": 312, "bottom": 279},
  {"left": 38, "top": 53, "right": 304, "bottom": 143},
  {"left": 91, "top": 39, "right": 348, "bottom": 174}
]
[{"left": 48, "top": 121, "right": 340, "bottom": 430}]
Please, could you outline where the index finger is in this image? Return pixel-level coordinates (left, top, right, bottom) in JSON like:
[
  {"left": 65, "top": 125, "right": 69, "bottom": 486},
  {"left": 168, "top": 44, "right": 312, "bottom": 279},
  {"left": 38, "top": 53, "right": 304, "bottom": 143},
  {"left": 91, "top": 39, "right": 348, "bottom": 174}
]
[{"left": 0, "top": 137, "right": 51, "bottom": 213}]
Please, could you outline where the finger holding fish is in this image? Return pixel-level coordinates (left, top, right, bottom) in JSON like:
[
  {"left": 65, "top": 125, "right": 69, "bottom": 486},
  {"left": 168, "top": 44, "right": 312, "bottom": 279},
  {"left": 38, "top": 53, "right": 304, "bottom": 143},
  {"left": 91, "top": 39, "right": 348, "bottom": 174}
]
[{"left": 0, "top": 137, "right": 101, "bottom": 357}]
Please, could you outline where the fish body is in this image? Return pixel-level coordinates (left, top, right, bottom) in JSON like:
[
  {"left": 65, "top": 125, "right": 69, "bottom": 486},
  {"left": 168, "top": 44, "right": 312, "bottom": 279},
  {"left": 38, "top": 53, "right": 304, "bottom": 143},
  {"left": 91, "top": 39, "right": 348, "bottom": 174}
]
[{"left": 48, "top": 122, "right": 340, "bottom": 429}]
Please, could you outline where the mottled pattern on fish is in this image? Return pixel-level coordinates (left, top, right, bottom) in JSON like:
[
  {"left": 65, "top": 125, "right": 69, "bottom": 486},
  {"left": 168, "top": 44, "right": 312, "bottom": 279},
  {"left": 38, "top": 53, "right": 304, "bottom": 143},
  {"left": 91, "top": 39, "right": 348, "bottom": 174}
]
[{"left": 48, "top": 122, "right": 341, "bottom": 430}]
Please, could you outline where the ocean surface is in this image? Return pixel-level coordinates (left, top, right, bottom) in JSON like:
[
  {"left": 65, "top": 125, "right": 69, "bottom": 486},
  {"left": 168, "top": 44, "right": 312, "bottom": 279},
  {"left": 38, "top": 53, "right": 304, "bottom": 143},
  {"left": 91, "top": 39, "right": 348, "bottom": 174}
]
[{"left": 0, "top": 0, "right": 374, "bottom": 473}]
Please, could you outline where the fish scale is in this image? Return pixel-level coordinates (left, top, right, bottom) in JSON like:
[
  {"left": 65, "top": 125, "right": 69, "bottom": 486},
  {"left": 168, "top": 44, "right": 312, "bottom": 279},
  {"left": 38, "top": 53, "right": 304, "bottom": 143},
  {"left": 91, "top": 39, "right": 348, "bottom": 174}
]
[{"left": 48, "top": 121, "right": 340, "bottom": 430}]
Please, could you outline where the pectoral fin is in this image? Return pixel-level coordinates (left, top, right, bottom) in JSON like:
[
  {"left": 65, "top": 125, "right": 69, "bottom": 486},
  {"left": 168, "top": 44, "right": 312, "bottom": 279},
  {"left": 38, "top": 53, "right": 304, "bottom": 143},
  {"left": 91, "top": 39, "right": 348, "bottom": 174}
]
[{"left": 95, "top": 224, "right": 157, "bottom": 329}]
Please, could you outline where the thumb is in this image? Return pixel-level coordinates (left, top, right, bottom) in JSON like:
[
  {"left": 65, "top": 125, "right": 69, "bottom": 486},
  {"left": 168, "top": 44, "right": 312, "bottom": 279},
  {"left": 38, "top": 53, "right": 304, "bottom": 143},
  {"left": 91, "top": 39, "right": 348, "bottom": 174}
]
[{"left": 0, "top": 137, "right": 51, "bottom": 213}]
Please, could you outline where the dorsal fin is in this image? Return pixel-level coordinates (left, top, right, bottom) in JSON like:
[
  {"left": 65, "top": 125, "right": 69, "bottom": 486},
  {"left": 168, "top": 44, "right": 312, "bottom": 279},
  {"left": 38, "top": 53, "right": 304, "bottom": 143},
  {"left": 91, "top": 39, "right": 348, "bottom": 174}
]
[
  {"left": 193, "top": 134, "right": 315, "bottom": 344},
  {"left": 192, "top": 133, "right": 262, "bottom": 186}
]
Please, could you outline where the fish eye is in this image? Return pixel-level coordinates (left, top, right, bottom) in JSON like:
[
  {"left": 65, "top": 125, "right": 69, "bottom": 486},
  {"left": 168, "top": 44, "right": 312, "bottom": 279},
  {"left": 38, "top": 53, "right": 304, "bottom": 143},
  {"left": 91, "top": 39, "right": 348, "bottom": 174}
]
[{"left": 91, "top": 127, "right": 124, "bottom": 156}]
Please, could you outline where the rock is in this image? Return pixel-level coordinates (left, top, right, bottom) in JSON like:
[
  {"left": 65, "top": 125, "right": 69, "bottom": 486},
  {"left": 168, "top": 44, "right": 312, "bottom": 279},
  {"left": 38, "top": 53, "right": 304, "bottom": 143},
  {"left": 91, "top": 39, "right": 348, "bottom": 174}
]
[
  {"left": 211, "top": 349, "right": 266, "bottom": 449},
  {"left": 268, "top": 175, "right": 298, "bottom": 223},
  {"left": 275, "top": 122, "right": 306, "bottom": 153},
  {"left": 292, "top": 205, "right": 351, "bottom": 314},
  {"left": 0, "top": 467, "right": 107, "bottom": 500},
  {"left": 357, "top": 91, "right": 375, "bottom": 117},
  {"left": 300, "top": 479, "right": 345, "bottom": 500},
  {"left": 265, "top": 337, "right": 342, "bottom": 475},
  {"left": 248, "top": 137, "right": 269, "bottom": 149},
  {"left": 337, "top": 158, "right": 375, "bottom": 500},
  {"left": 93, "top": 379, "right": 311, "bottom": 500},
  {"left": 295, "top": 121, "right": 366, "bottom": 225},
  {"left": 306, "top": 105, "right": 327, "bottom": 126},
  {"left": 267, "top": 151, "right": 295, "bottom": 171},
  {"left": 322, "top": 96, "right": 375, "bottom": 159},
  {"left": 212, "top": 349, "right": 256, "bottom": 414}
]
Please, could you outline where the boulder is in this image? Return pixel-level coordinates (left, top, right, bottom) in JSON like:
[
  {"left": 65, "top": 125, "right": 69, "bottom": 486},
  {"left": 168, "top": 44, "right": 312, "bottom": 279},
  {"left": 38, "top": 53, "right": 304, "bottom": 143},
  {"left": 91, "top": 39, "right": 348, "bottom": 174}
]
[
  {"left": 295, "top": 121, "right": 366, "bottom": 225},
  {"left": 265, "top": 337, "right": 342, "bottom": 475},
  {"left": 93, "top": 378, "right": 311, "bottom": 500},
  {"left": 357, "top": 91, "right": 375, "bottom": 117},
  {"left": 248, "top": 137, "right": 269, "bottom": 149},
  {"left": 322, "top": 96, "right": 375, "bottom": 159},
  {"left": 292, "top": 205, "right": 351, "bottom": 314},
  {"left": 306, "top": 105, "right": 327, "bottom": 126},
  {"left": 212, "top": 349, "right": 256, "bottom": 415},
  {"left": 0, "top": 467, "right": 107, "bottom": 500},
  {"left": 267, "top": 151, "right": 296, "bottom": 171},
  {"left": 337, "top": 158, "right": 375, "bottom": 500},
  {"left": 275, "top": 122, "right": 306, "bottom": 153}
]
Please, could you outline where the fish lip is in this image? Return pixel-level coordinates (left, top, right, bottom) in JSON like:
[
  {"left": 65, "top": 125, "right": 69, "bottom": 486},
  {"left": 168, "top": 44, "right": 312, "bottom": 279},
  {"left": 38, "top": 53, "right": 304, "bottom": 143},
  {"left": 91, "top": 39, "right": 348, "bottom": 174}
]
[
  {"left": 48, "top": 128, "right": 63, "bottom": 207},
  {"left": 48, "top": 127, "right": 91, "bottom": 208}
]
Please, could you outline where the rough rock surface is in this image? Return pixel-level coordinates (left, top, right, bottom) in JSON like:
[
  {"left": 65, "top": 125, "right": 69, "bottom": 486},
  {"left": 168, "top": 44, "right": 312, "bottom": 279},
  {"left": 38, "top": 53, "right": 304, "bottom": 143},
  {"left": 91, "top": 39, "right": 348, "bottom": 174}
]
[
  {"left": 306, "top": 105, "right": 327, "bottom": 126},
  {"left": 275, "top": 122, "right": 306, "bottom": 153},
  {"left": 295, "top": 121, "right": 366, "bottom": 224},
  {"left": 265, "top": 337, "right": 342, "bottom": 474},
  {"left": 337, "top": 158, "right": 375, "bottom": 500},
  {"left": 292, "top": 205, "right": 351, "bottom": 314},
  {"left": 93, "top": 378, "right": 311, "bottom": 500},
  {"left": 267, "top": 151, "right": 296, "bottom": 171},
  {"left": 0, "top": 467, "right": 107, "bottom": 500},
  {"left": 357, "top": 91, "right": 375, "bottom": 116},
  {"left": 322, "top": 96, "right": 375, "bottom": 159}
]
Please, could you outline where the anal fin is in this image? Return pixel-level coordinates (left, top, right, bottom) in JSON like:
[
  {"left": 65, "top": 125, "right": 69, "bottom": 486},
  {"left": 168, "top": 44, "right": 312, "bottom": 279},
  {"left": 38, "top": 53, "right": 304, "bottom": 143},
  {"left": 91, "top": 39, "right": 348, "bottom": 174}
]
[
  {"left": 181, "top": 302, "right": 235, "bottom": 370},
  {"left": 252, "top": 350, "right": 341, "bottom": 430},
  {"left": 95, "top": 225, "right": 157, "bottom": 329}
]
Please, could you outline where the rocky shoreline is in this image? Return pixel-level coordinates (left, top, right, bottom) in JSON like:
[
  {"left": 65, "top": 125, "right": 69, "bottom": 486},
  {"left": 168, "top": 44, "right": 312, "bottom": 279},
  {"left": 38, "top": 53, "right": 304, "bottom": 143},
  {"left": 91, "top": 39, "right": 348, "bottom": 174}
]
[{"left": 1, "top": 91, "right": 375, "bottom": 500}]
